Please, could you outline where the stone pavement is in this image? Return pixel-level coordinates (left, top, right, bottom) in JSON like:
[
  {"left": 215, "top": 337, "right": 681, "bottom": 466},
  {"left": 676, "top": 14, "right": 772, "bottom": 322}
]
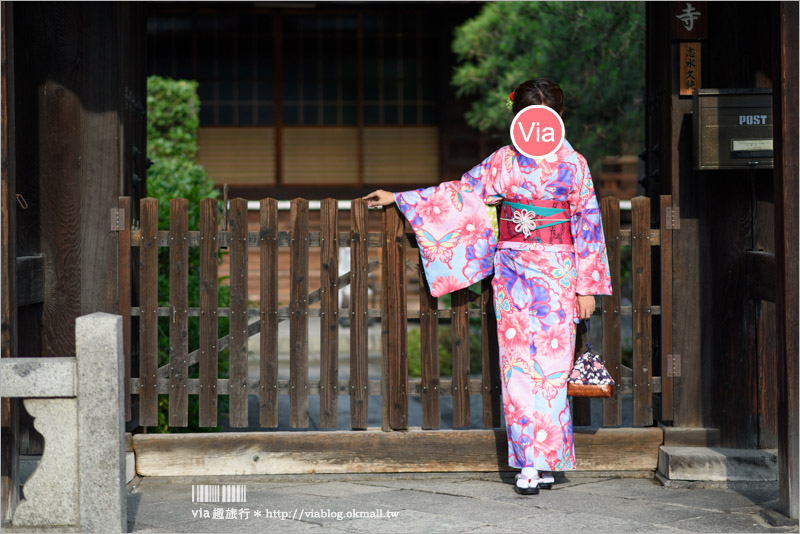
[{"left": 126, "top": 472, "right": 798, "bottom": 533}]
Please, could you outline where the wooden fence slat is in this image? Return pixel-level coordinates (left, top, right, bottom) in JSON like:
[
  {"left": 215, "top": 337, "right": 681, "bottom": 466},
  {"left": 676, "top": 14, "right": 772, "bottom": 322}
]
[
  {"left": 572, "top": 321, "right": 591, "bottom": 426},
  {"left": 451, "top": 288, "right": 470, "bottom": 428},
  {"left": 382, "top": 207, "right": 408, "bottom": 430},
  {"left": 601, "top": 197, "right": 623, "bottom": 426},
  {"left": 118, "top": 197, "right": 132, "bottom": 422},
  {"left": 290, "top": 198, "right": 309, "bottom": 428},
  {"left": 139, "top": 197, "right": 159, "bottom": 427},
  {"left": 481, "top": 277, "right": 501, "bottom": 428},
  {"left": 350, "top": 199, "right": 369, "bottom": 430},
  {"left": 260, "top": 198, "right": 279, "bottom": 428},
  {"left": 228, "top": 198, "right": 249, "bottom": 428},
  {"left": 199, "top": 199, "right": 218, "bottom": 427},
  {"left": 169, "top": 198, "right": 189, "bottom": 427},
  {"left": 420, "top": 256, "right": 440, "bottom": 429},
  {"left": 632, "top": 196, "right": 653, "bottom": 426},
  {"left": 320, "top": 199, "right": 339, "bottom": 428},
  {"left": 659, "top": 195, "right": 674, "bottom": 421}
]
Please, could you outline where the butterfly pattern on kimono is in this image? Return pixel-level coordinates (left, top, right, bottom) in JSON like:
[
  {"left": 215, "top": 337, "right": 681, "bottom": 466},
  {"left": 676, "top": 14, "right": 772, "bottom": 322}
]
[
  {"left": 415, "top": 228, "right": 461, "bottom": 268},
  {"left": 532, "top": 360, "right": 568, "bottom": 407}
]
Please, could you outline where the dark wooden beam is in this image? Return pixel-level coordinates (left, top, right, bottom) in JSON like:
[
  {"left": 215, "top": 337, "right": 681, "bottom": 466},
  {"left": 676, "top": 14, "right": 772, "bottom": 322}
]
[
  {"left": 774, "top": 0, "right": 799, "bottom": 519},
  {"left": 1, "top": 0, "right": 20, "bottom": 523},
  {"left": 15, "top": 255, "right": 44, "bottom": 307},
  {"left": 745, "top": 250, "right": 776, "bottom": 302}
]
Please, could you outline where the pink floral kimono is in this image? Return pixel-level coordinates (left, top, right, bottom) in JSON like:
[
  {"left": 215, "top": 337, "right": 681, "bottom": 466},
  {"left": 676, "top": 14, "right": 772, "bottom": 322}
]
[{"left": 394, "top": 140, "right": 612, "bottom": 471}]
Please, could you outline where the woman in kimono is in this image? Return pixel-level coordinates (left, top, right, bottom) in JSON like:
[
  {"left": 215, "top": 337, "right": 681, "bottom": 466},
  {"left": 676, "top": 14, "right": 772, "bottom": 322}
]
[{"left": 363, "top": 78, "right": 612, "bottom": 495}]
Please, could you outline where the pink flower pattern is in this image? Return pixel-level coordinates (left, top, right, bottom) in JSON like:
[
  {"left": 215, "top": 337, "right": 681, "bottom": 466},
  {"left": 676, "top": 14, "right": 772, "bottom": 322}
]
[
  {"left": 414, "top": 189, "right": 451, "bottom": 225},
  {"left": 533, "top": 325, "right": 572, "bottom": 360},
  {"left": 497, "top": 308, "right": 530, "bottom": 354},
  {"left": 431, "top": 276, "right": 464, "bottom": 296},
  {"left": 457, "top": 210, "right": 489, "bottom": 243}
]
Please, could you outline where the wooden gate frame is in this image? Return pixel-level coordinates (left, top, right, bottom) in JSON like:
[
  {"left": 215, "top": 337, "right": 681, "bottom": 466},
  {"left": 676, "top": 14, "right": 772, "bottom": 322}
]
[{"left": 117, "top": 194, "right": 672, "bottom": 435}]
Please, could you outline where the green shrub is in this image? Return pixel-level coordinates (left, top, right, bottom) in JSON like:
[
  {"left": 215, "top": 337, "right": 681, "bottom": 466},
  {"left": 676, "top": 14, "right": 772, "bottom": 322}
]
[
  {"left": 146, "top": 75, "right": 230, "bottom": 433},
  {"left": 407, "top": 324, "right": 484, "bottom": 378}
]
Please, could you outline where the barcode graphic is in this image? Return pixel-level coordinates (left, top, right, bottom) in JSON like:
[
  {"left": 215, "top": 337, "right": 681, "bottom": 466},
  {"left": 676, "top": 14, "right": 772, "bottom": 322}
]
[{"left": 191, "top": 484, "right": 247, "bottom": 503}]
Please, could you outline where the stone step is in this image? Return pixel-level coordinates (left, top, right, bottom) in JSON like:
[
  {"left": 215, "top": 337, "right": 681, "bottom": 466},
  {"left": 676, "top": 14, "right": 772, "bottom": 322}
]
[{"left": 657, "top": 446, "right": 777, "bottom": 482}]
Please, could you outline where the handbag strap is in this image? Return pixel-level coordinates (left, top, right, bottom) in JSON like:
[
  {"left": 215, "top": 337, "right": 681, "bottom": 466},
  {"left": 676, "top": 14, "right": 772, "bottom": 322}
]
[{"left": 583, "top": 319, "right": 593, "bottom": 352}]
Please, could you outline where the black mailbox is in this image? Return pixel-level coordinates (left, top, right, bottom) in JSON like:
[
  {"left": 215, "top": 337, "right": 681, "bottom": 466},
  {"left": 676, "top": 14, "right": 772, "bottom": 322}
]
[{"left": 692, "top": 89, "right": 773, "bottom": 170}]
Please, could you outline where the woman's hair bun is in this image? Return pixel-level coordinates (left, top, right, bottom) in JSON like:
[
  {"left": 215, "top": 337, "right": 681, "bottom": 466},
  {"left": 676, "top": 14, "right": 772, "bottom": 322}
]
[{"left": 511, "top": 78, "right": 564, "bottom": 116}]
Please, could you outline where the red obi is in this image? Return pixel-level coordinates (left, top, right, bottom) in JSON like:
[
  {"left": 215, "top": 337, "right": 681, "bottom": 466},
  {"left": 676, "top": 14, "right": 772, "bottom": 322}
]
[{"left": 498, "top": 199, "right": 573, "bottom": 245}]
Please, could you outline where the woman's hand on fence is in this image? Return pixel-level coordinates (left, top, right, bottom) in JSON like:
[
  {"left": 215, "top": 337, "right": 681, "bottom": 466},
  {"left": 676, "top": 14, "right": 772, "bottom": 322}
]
[
  {"left": 362, "top": 189, "right": 396, "bottom": 209},
  {"left": 576, "top": 294, "right": 596, "bottom": 320}
]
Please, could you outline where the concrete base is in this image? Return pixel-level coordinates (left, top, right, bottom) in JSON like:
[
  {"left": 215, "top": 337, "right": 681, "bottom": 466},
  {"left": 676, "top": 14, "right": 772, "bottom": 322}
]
[{"left": 657, "top": 446, "right": 778, "bottom": 482}]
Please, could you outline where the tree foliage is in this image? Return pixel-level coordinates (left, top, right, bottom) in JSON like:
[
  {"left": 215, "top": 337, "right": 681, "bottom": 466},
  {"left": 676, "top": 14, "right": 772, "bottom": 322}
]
[
  {"left": 451, "top": 2, "right": 645, "bottom": 170},
  {"left": 146, "top": 76, "right": 219, "bottom": 228}
]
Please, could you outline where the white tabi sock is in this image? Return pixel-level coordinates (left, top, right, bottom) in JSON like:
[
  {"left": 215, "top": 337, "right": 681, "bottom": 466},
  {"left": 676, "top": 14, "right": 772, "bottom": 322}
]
[{"left": 517, "top": 467, "right": 539, "bottom": 488}]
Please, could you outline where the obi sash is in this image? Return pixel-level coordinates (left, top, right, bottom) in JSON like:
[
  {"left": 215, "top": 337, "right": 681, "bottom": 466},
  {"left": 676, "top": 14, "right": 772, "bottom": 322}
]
[{"left": 499, "top": 199, "right": 573, "bottom": 245}]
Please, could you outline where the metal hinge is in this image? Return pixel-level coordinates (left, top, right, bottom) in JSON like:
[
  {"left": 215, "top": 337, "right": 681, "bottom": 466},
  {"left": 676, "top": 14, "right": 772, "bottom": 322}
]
[
  {"left": 110, "top": 208, "right": 125, "bottom": 231},
  {"left": 665, "top": 354, "right": 682, "bottom": 377},
  {"left": 664, "top": 206, "right": 680, "bottom": 230}
]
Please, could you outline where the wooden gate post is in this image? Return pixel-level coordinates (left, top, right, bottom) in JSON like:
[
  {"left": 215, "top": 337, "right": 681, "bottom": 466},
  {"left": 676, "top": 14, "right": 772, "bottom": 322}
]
[
  {"left": 199, "top": 199, "right": 219, "bottom": 428},
  {"left": 259, "top": 198, "right": 279, "bottom": 428},
  {"left": 631, "top": 197, "right": 653, "bottom": 426},
  {"left": 288, "top": 199, "right": 309, "bottom": 429},
  {"left": 350, "top": 199, "right": 369, "bottom": 430},
  {"left": 601, "top": 196, "right": 622, "bottom": 427},
  {"left": 319, "top": 199, "right": 339, "bottom": 428},
  {"left": 659, "top": 195, "right": 675, "bottom": 422},
  {"left": 381, "top": 205, "right": 408, "bottom": 430}
]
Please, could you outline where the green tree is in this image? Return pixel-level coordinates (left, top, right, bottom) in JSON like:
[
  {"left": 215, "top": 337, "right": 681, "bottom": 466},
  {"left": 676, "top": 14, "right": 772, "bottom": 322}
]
[
  {"left": 451, "top": 1, "right": 645, "bottom": 171},
  {"left": 146, "top": 76, "right": 230, "bottom": 433}
]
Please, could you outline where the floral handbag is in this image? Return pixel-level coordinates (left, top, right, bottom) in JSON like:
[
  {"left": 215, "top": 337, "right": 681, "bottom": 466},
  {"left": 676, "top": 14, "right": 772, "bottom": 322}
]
[{"left": 567, "top": 320, "right": 615, "bottom": 398}]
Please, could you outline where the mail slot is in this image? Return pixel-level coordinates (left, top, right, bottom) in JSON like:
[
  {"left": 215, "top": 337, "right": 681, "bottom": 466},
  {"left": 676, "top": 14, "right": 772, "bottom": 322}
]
[{"left": 693, "top": 89, "right": 773, "bottom": 170}]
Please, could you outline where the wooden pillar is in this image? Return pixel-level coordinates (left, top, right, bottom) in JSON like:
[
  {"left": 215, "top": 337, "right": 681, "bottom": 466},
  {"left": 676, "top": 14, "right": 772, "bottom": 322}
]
[
  {"left": 1, "top": 0, "right": 19, "bottom": 522},
  {"left": 656, "top": 2, "right": 706, "bottom": 429},
  {"left": 773, "top": 1, "right": 799, "bottom": 519},
  {"left": 11, "top": 3, "right": 142, "bottom": 358}
]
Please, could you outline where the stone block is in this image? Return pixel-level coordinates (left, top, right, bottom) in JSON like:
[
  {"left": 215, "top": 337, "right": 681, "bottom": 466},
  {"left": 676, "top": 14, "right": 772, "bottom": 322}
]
[
  {"left": 0, "top": 357, "right": 76, "bottom": 397},
  {"left": 658, "top": 446, "right": 778, "bottom": 481}
]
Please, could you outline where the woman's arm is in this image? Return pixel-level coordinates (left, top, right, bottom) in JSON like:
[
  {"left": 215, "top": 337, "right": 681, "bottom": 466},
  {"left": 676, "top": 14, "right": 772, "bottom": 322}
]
[
  {"left": 362, "top": 189, "right": 396, "bottom": 208},
  {"left": 568, "top": 154, "right": 613, "bottom": 307}
]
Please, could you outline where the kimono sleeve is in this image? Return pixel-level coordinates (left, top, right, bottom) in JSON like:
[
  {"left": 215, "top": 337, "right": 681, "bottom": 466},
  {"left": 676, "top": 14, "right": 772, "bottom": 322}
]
[
  {"left": 392, "top": 147, "right": 510, "bottom": 297},
  {"left": 568, "top": 155, "right": 613, "bottom": 296}
]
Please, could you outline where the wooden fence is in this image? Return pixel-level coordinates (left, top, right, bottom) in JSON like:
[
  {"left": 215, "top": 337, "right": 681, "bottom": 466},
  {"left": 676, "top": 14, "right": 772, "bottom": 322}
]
[{"left": 117, "top": 195, "right": 673, "bottom": 432}]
